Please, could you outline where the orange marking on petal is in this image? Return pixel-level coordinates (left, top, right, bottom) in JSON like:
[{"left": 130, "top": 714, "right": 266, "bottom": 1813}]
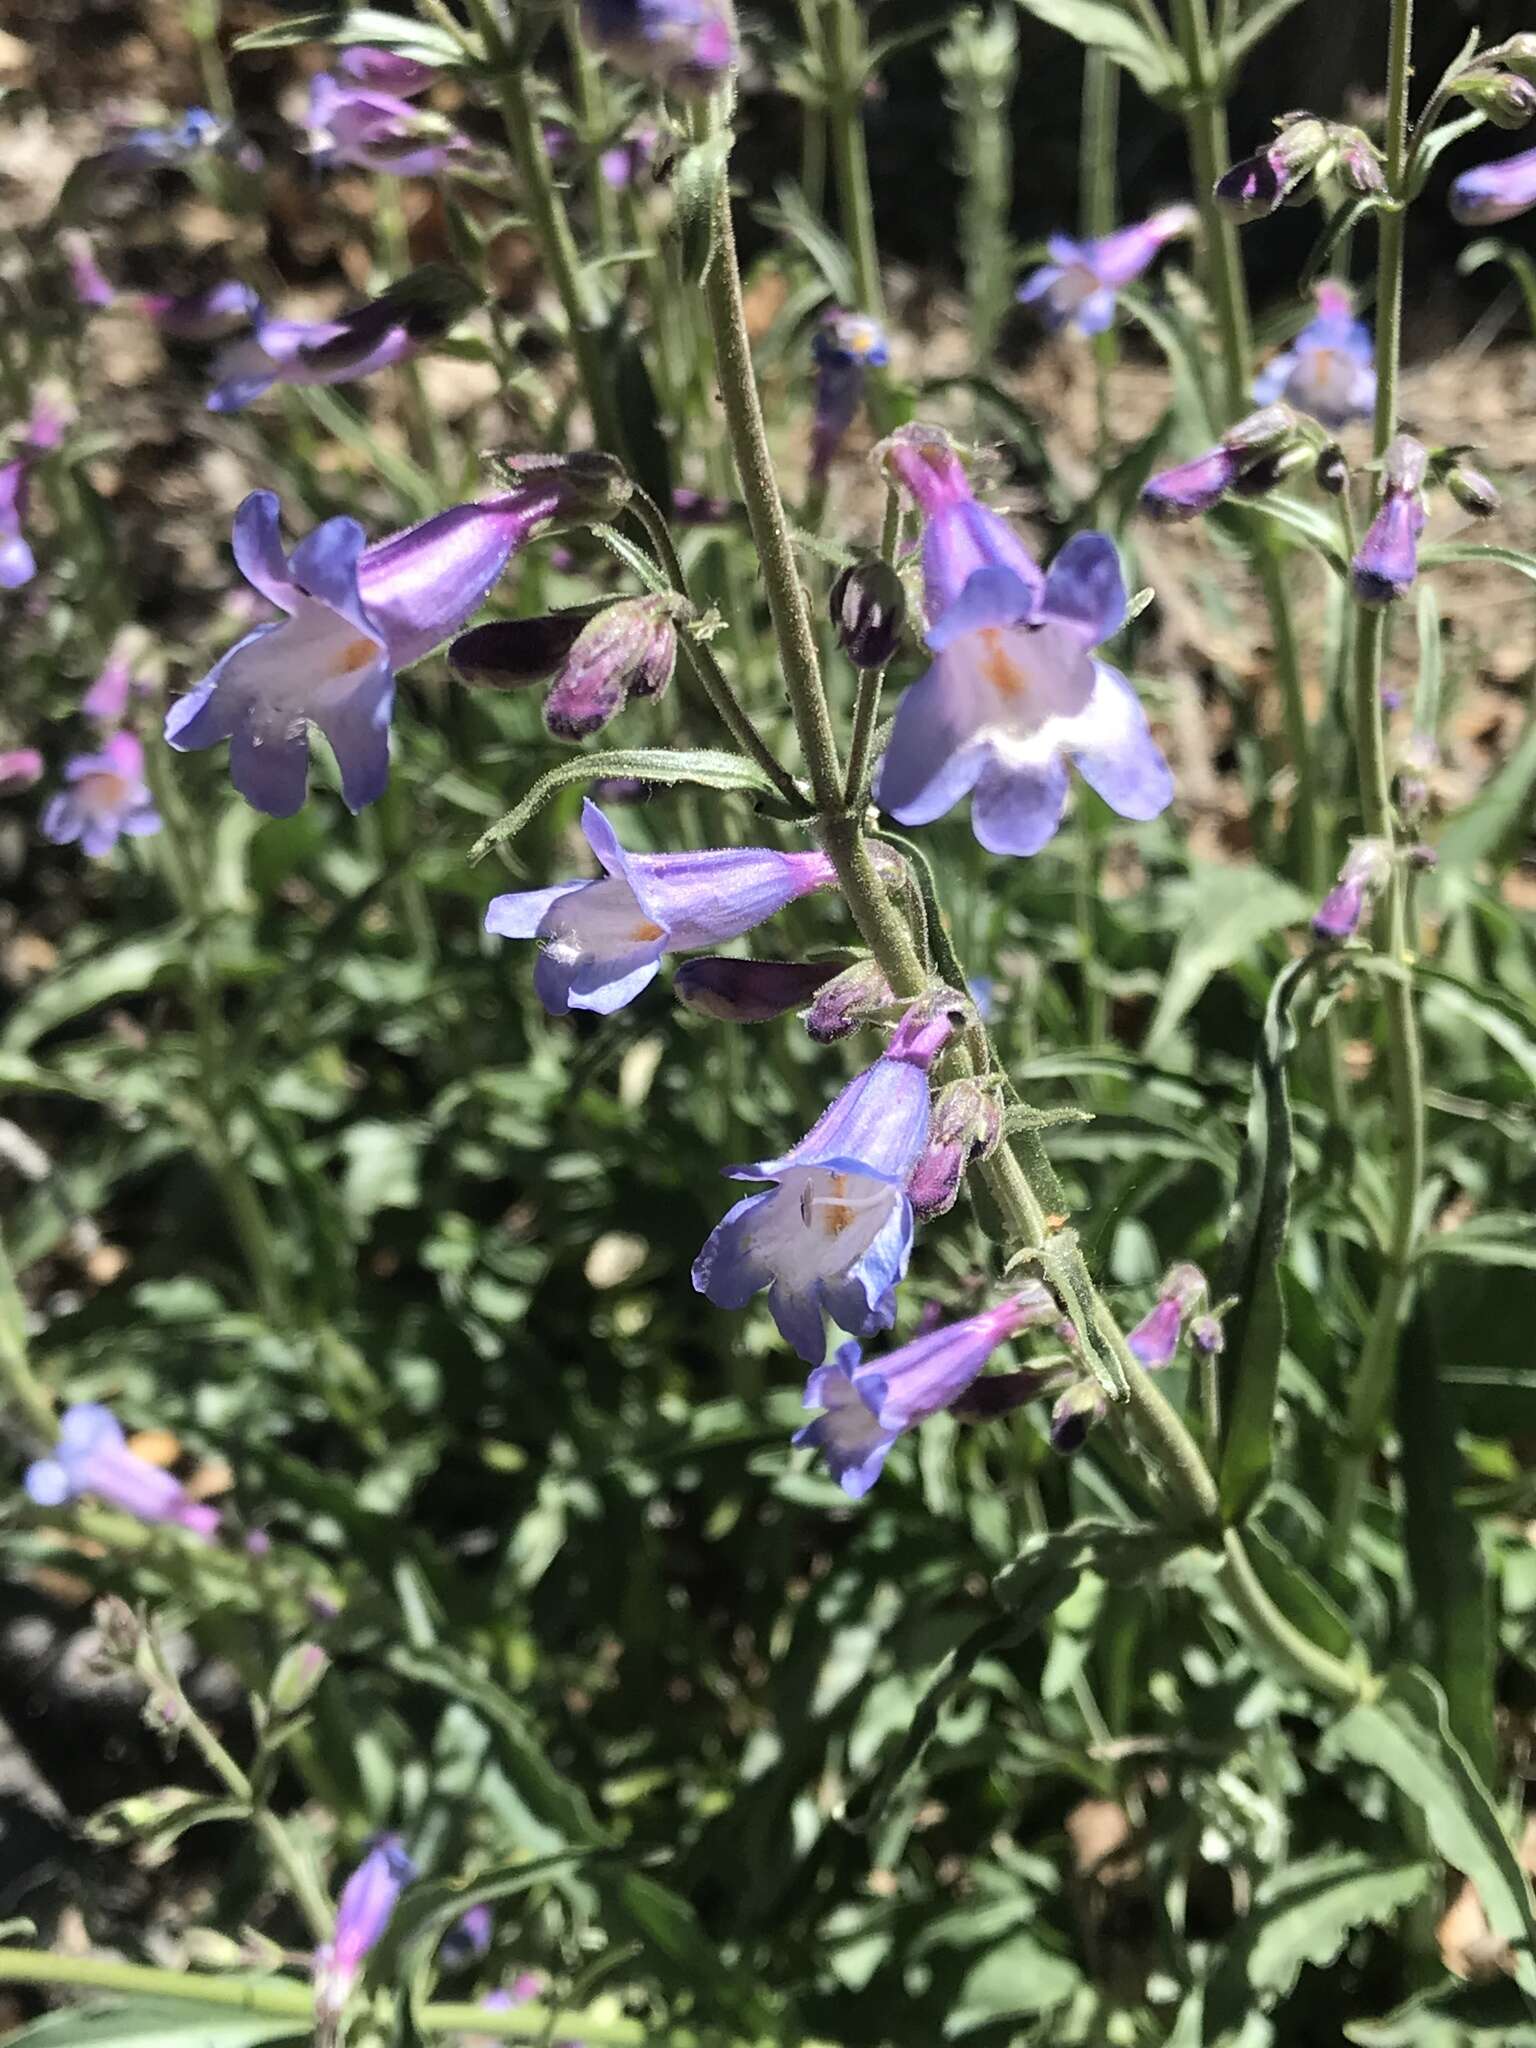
[
  {"left": 630, "top": 919, "right": 665, "bottom": 942},
  {"left": 818, "top": 1171, "right": 857, "bottom": 1237},
  {"left": 337, "top": 636, "right": 379, "bottom": 674},
  {"left": 978, "top": 628, "right": 1026, "bottom": 699}
]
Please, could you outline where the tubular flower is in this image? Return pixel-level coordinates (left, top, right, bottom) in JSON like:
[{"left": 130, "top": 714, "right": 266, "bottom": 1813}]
[
  {"left": 208, "top": 267, "right": 477, "bottom": 412},
  {"left": 167, "top": 483, "right": 569, "bottom": 816},
  {"left": 81, "top": 637, "right": 138, "bottom": 724},
  {"left": 1312, "top": 837, "right": 1392, "bottom": 941},
  {"left": 0, "top": 459, "right": 35, "bottom": 590},
  {"left": 1016, "top": 203, "right": 1196, "bottom": 336},
  {"left": 335, "top": 45, "right": 442, "bottom": 95},
  {"left": 874, "top": 428, "right": 1170, "bottom": 856},
  {"left": 314, "top": 1837, "right": 416, "bottom": 2025},
  {"left": 1351, "top": 435, "right": 1428, "bottom": 607},
  {"left": 577, "top": 0, "right": 737, "bottom": 95},
  {"left": 61, "top": 229, "right": 115, "bottom": 308},
  {"left": 692, "top": 1008, "right": 952, "bottom": 1365},
  {"left": 142, "top": 281, "right": 262, "bottom": 343},
  {"left": 306, "top": 72, "right": 473, "bottom": 175},
  {"left": 24, "top": 1403, "right": 219, "bottom": 1539},
  {"left": 1450, "top": 142, "right": 1536, "bottom": 224},
  {"left": 809, "top": 311, "right": 890, "bottom": 483},
  {"left": 1253, "top": 280, "right": 1375, "bottom": 427},
  {"left": 486, "top": 799, "right": 837, "bottom": 1017},
  {"left": 795, "top": 1287, "right": 1058, "bottom": 1496},
  {"left": 0, "top": 748, "right": 44, "bottom": 791},
  {"left": 1125, "top": 1262, "right": 1207, "bottom": 1369},
  {"left": 40, "top": 731, "right": 161, "bottom": 856}
]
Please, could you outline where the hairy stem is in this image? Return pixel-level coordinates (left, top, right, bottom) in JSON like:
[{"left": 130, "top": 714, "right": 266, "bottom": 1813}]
[{"left": 825, "top": 0, "right": 885, "bottom": 321}]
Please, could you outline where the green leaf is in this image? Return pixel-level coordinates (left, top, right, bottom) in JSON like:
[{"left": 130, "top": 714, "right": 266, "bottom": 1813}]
[
  {"left": 945, "top": 1930, "right": 1081, "bottom": 2033},
  {"left": 595, "top": 1871, "right": 773, "bottom": 2031},
  {"left": 232, "top": 6, "right": 469, "bottom": 63},
  {"left": 1215, "top": 956, "right": 1313, "bottom": 1520},
  {"left": 1142, "top": 865, "right": 1311, "bottom": 1059},
  {"left": 1011, "top": 0, "right": 1179, "bottom": 99},
  {"left": 1413, "top": 580, "right": 1442, "bottom": 737},
  {"left": 757, "top": 181, "right": 856, "bottom": 304},
  {"left": 1222, "top": 0, "right": 1309, "bottom": 68},
  {"left": 1347, "top": 1975, "right": 1536, "bottom": 2046},
  {"left": 1419, "top": 541, "right": 1536, "bottom": 587},
  {"left": 1416, "top": 1215, "right": 1536, "bottom": 1271},
  {"left": 1320, "top": 1667, "right": 1536, "bottom": 2004},
  {"left": 1459, "top": 236, "right": 1536, "bottom": 340},
  {"left": 0, "top": 2005, "right": 305, "bottom": 2047},
  {"left": 1409, "top": 108, "right": 1489, "bottom": 199},
  {"left": 669, "top": 134, "right": 732, "bottom": 285},
  {"left": 1218, "top": 491, "right": 1349, "bottom": 575},
  {"left": 1241, "top": 1524, "right": 1358, "bottom": 1669},
  {"left": 1, "top": 931, "right": 189, "bottom": 1056},
  {"left": 994, "top": 1517, "right": 1192, "bottom": 1607},
  {"left": 467, "top": 749, "right": 785, "bottom": 863},
  {"left": 1204, "top": 1851, "right": 1433, "bottom": 2038}
]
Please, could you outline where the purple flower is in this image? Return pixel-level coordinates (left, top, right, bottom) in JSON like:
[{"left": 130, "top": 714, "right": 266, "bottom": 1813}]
[
  {"left": 1141, "top": 445, "right": 1242, "bottom": 522},
  {"left": 486, "top": 799, "right": 837, "bottom": 1017},
  {"left": 874, "top": 431, "right": 1170, "bottom": 856},
  {"left": 1253, "top": 280, "right": 1375, "bottom": 427},
  {"left": 672, "top": 956, "right": 841, "bottom": 1023},
  {"left": 81, "top": 640, "right": 136, "bottom": 724},
  {"left": 906, "top": 1078, "right": 1001, "bottom": 1220},
  {"left": 207, "top": 268, "right": 475, "bottom": 412},
  {"left": 166, "top": 484, "right": 564, "bottom": 816},
  {"left": 1017, "top": 203, "right": 1196, "bottom": 337},
  {"left": 335, "top": 45, "right": 442, "bottom": 96},
  {"left": 1312, "top": 838, "right": 1391, "bottom": 941},
  {"left": 141, "top": 281, "right": 262, "bottom": 343},
  {"left": 1126, "top": 1262, "right": 1207, "bottom": 1368},
  {"left": 0, "top": 747, "right": 44, "bottom": 791},
  {"left": 691, "top": 1017, "right": 950, "bottom": 1364},
  {"left": 94, "top": 106, "right": 228, "bottom": 175},
  {"left": 1215, "top": 117, "right": 1330, "bottom": 222},
  {"left": 307, "top": 72, "right": 472, "bottom": 175},
  {"left": 441, "top": 1902, "right": 494, "bottom": 1969},
  {"left": 810, "top": 311, "right": 890, "bottom": 483},
  {"left": 61, "top": 230, "right": 115, "bottom": 309},
  {"left": 601, "top": 121, "right": 660, "bottom": 189},
  {"left": 24, "top": 1403, "right": 219, "bottom": 1539},
  {"left": 40, "top": 731, "right": 161, "bottom": 856},
  {"left": 314, "top": 1836, "right": 416, "bottom": 2024},
  {"left": 795, "top": 1288, "right": 1057, "bottom": 1496},
  {"left": 0, "top": 460, "right": 35, "bottom": 590},
  {"left": 578, "top": 0, "right": 736, "bottom": 93},
  {"left": 1352, "top": 435, "right": 1428, "bottom": 607},
  {"left": 1450, "top": 142, "right": 1536, "bottom": 225}
]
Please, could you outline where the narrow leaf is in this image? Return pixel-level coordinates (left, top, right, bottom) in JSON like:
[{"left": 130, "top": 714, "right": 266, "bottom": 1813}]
[
  {"left": 467, "top": 750, "right": 782, "bottom": 863},
  {"left": 1011, "top": 0, "right": 1179, "bottom": 98}
]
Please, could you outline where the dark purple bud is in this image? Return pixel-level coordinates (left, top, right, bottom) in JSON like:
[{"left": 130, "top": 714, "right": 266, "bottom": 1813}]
[
  {"left": 588, "top": 776, "right": 657, "bottom": 804},
  {"left": 1189, "top": 1314, "right": 1225, "bottom": 1356},
  {"left": 1445, "top": 462, "right": 1500, "bottom": 518},
  {"left": 1456, "top": 72, "right": 1536, "bottom": 131},
  {"left": 1314, "top": 443, "right": 1349, "bottom": 495},
  {"left": 450, "top": 611, "right": 595, "bottom": 687},
  {"left": 804, "top": 957, "right": 896, "bottom": 1042},
  {"left": 1050, "top": 1379, "right": 1106, "bottom": 1454},
  {"left": 543, "top": 596, "right": 678, "bottom": 740},
  {"left": 1312, "top": 838, "right": 1390, "bottom": 942},
  {"left": 1215, "top": 118, "right": 1329, "bottom": 222},
  {"left": 907, "top": 1079, "right": 1002, "bottom": 1220},
  {"left": 673, "top": 955, "right": 842, "bottom": 1023},
  {"left": 1142, "top": 445, "right": 1240, "bottom": 522},
  {"left": 829, "top": 559, "right": 906, "bottom": 670},
  {"left": 440, "top": 1902, "right": 494, "bottom": 1970},
  {"left": 950, "top": 1365, "right": 1066, "bottom": 1423}
]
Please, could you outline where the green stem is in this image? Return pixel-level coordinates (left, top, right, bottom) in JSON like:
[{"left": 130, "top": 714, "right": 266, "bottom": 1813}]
[
  {"left": 1330, "top": 0, "right": 1426, "bottom": 1542},
  {"left": 696, "top": 81, "right": 1365, "bottom": 1705},
  {"left": 825, "top": 0, "right": 885, "bottom": 321},
  {"left": 1169, "top": 0, "right": 1250, "bottom": 411},
  {"left": 1081, "top": 49, "right": 1120, "bottom": 491},
  {"left": 562, "top": 0, "right": 624, "bottom": 262},
  {"left": 0, "top": 1224, "right": 55, "bottom": 1437},
  {"left": 470, "top": 0, "right": 625, "bottom": 455}
]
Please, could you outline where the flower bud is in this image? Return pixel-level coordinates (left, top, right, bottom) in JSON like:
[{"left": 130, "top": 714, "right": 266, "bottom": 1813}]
[
  {"left": 269, "top": 1642, "right": 330, "bottom": 1716},
  {"left": 1215, "top": 117, "right": 1330, "bottom": 222},
  {"left": 0, "top": 746, "right": 44, "bottom": 791},
  {"left": 449, "top": 611, "right": 593, "bottom": 688},
  {"left": 1334, "top": 128, "right": 1387, "bottom": 196},
  {"left": 1314, "top": 442, "right": 1349, "bottom": 495},
  {"left": 1444, "top": 461, "right": 1500, "bottom": 518},
  {"left": 1352, "top": 436, "right": 1427, "bottom": 606},
  {"left": 829, "top": 559, "right": 906, "bottom": 669},
  {"left": 950, "top": 1364, "right": 1067, "bottom": 1423},
  {"left": 1224, "top": 403, "right": 1299, "bottom": 458},
  {"left": 804, "top": 957, "right": 896, "bottom": 1042},
  {"left": 1495, "top": 33, "right": 1536, "bottom": 80},
  {"left": 1312, "top": 837, "right": 1392, "bottom": 942},
  {"left": 544, "top": 596, "right": 679, "bottom": 740},
  {"left": 1050, "top": 1379, "right": 1106, "bottom": 1454},
  {"left": 1456, "top": 72, "right": 1536, "bottom": 130},
  {"left": 886, "top": 991, "right": 967, "bottom": 1071},
  {"left": 1126, "top": 1262, "right": 1207, "bottom": 1369},
  {"left": 673, "top": 955, "right": 842, "bottom": 1023},
  {"left": 1189, "top": 1313, "right": 1225, "bottom": 1356},
  {"left": 440, "top": 1902, "right": 494, "bottom": 1970},
  {"left": 906, "top": 1080, "right": 1003, "bottom": 1220},
  {"left": 1230, "top": 444, "right": 1310, "bottom": 499}
]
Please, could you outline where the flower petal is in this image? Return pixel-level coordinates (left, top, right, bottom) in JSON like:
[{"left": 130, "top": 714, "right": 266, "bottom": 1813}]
[
  {"left": 925, "top": 565, "right": 1036, "bottom": 651},
  {"left": 1065, "top": 663, "right": 1174, "bottom": 821},
  {"left": 1040, "top": 532, "right": 1126, "bottom": 645},
  {"left": 874, "top": 654, "right": 992, "bottom": 826},
  {"left": 969, "top": 749, "right": 1070, "bottom": 856},
  {"left": 229, "top": 721, "right": 310, "bottom": 818},
  {"left": 231, "top": 492, "right": 299, "bottom": 611}
]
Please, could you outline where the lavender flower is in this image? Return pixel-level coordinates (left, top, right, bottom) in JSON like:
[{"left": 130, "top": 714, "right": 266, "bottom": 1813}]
[
  {"left": 0, "top": 460, "right": 35, "bottom": 590},
  {"left": 81, "top": 639, "right": 136, "bottom": 724},
  {"left": 578, "top": 0, "right": 737, "bottom": 94},
  {"left": 1312, "top": 838, "right": 1391, "bottom": 941},
  {"left": 314, "top": 1836, "right": 416, "bottom": 2025},
  {"left": 24, "top": 1403, "right": 218, "bottom": 1538},
  {"left": 142, "top": 281, "right": 262, "bottom": 343},
  {"left": 208, "top": 267, "right": 477, "bottom": 412},
  {"left": 93, "top": 106, "right": 228, "bottom": 175},
  {"left": 810, "top": 311, "right": 890, "bottom": 483},
  {"left": 335, "top": 45, "right": 442, "bottom": 95},
  {"left": 873, "top": 426, "right": 1171, "bottom": 857},
  {"left": 307, "top": 72, "right": 472, "bottom": 175},
  {"left": 1352, "top": 435, "right": 1428, "bottom": 607},
  {"left": 1125, "top": 1263, "right": 1207, "bottom": 1369},
  {"left": 40, "top": 732, "right": 161, "bottom": 856},
  {"left": 1451, "top": 143, "right": 1536, "bottom": 225},
  {"left": 61, "top": 230, "right": 115, "bottom": 308},
  {"left": 1016, "top": 204, "right": 1196, "bottom": 336},
  {"left": 486, "top": 799, "right": 837, "bottom": 1017},
  {"left": 441, "top": 1902, "right": 494, "bottom": 1969},
  {"left": 166, "top": 480, "right": 579, "bottom": 816},
  {"left": 0, "top": 747, "right": 44, "bottom": 791},
  {"left": 1253, "top": 280, "right": 1375, "bottom": 427},
  {"left": 795, "top": 1288, "right": 1057, "bottom": 1495},
  {"left": 692, "top": 1010, "right": 953, "bottom": 1364}
]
